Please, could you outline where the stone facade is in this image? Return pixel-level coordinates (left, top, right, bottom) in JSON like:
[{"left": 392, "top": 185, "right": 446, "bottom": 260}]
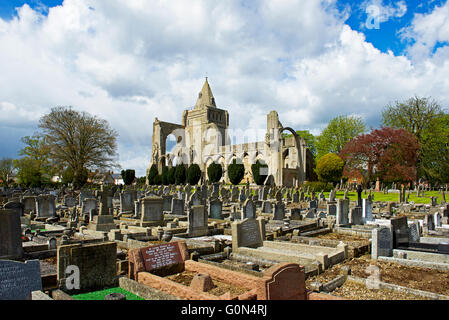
[{"left": 147, "top": 79, "right": 314, "bottom": 186}]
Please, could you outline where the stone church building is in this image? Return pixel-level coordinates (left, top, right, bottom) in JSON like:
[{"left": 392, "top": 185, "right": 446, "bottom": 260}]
[{"left": 148, "top": 79, "right": 314, "bottom": 187}]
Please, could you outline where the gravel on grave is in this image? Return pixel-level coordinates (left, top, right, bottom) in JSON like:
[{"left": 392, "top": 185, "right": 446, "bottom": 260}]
[
  {"left": 331, "top": 280, "right": 429, "bottom": 300},
  {"left": 316, "top": 233, "right": 370, "bottom": 243},
  {"left": 306, "top": 254, "right": 449, "bottom": 296},
  {"left": 166, "top": 271, "right": 249, "bottom": 297}
]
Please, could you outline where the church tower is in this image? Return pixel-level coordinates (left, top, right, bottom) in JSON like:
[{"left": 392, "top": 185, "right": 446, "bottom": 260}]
[{"left": 183, "top": 79, "right": 229, "bottom": 168}]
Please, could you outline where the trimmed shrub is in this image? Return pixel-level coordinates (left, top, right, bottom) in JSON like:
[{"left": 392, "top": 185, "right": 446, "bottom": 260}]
[
  {"left": 227, "top": 159, "right": 245, "bottom": 185},
  {"left": 187, "top": 164, "right": 202, "bottom": 185},
  {"left": 251, "top": 161, "right": 268, "bottom": 185},
  {"left": 161, "top": 166, "right": 169, "bottom": 185},
  {"left": 121, "top": 169, "right": 136, "bottom": 185},
  {"left": 167, "top": 167, "right": 176, "bottom": 185},
  {"left": 207, "top": 162, "right": 223, "bottom": 183},
  {"left": 147, "top": 164, "right": 159, "bottom": 185},
  {"left": 315, "top": 153, "right": 344, "bottom": 184},
  {"left": 175, "top": 164, "right": 186, "bottom": 185}
]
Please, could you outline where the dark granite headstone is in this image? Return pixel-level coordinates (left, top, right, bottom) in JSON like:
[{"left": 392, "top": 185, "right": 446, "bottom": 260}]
[{"left": 0, "top": 259, "right": 42, "bottom": 300}]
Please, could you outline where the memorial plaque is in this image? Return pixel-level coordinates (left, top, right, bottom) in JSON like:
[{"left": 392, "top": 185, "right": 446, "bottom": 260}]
[
  {"left": 209, "top": 199, "right": 223, "bottom": 219},
  {"left": 140, "top": 243, "right": 184, "bottom": 271},
  {"left": 232, "top": 217, "right": 265, "bottom": 251},
  {"left": 0, "top": 260, "right": 42, "bottom": 300}
]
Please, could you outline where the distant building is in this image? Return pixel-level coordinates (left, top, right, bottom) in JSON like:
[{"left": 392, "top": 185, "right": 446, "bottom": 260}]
[{"left": 112, "top": 173, "right": 124, "bottom": 185}]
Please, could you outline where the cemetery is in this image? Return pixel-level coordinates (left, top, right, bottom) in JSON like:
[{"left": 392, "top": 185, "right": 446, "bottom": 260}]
[{"left": 1, "top": 181, "right": 449, "bottom": 301}]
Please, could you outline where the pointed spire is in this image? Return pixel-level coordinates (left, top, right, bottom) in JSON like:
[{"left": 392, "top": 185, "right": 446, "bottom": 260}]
[{"left": 195, "top": 78, "right": 216, "bottom": 109}]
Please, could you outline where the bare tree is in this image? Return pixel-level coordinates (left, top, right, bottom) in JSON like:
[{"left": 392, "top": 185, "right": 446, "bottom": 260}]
[{"left": 38, "top": 106, "right": 119, "bottom": 186}]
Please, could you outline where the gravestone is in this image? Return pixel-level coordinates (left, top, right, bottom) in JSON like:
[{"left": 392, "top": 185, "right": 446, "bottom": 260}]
[
  {"left": 431, "top": 196, "right": 438, "bottom": 207},
  {"left": 336, "top": 199, "right": 349, "bottom": 226},
  {"left": 188, "top": 205, "right": 208, "bottom": 237},
  {"left": 290, "top": 208, "right": 301, "bottom": 220},
  {"left": 231, "top": 217, "right": 265, "bottom": 252},
  {"left": 209, "top": 199, "right": 223, "bottom": 219},
  {"left": 57, "top": 242, "right": 117, "bottom": 292},
  {"left": 241, "top": 199, "right": 256, "bottom": 220},
  {"left": 81, "top": 198, "right": 97, "bottom": 215},
  {"left": 424, "top": 214, "right": 435, "bottom": 232},
  {"left": 79, "top": 190, "right": 94, "bottom": 206},
  {"left": 362, "top": 198, "right": 373, "bottom": 223},
  {"left": 0, "top": 260, "right": 42, "bottom": 300},
  {"left": 63, "top": 195, "right": 77, "bottom": 208},
  {"left": 4, "top": 201, "right": 24, "bottom": 217},
  {"left": 98, "top": 186, "right": 113, "bottom": 216},
  {"left": 171, "top": 198, "right": 185, "bottom": 215},
  {"left": 356, "top": 184, "right": 363, "bottom": 207},
  {"left": 128, "top": 241, "right": 189, "bottom": 278},
  {"left": 22, "top": 196, "right": 36, "bottom": 214},
  {"left": 372, "top": 226, "right": 393, "bottom": 259},
  {"left": 134, "top": 200, "right": 142, "bottom": 218},
  {"left": 308, "top": 200, "right": 318, "bottom": 209},
  {"left": 273, "top": 201, "right": 285, "bottom": 220},
  {"left": 390, "top": 216, "right": 409, "bottom": 248},
  {"left": 408, "top": 222, "right": 420, "bottom": 243},
  {"left": 140, "top": 197, "right": 164, "bottom": 227},
  {"left": 162, "top": 195, "right": 173, "bottom": 212},
  {"left": 329, "top": 190, "right": 336, "bottom": 202},
  {"left": 434, "top": 212, "right": 442, "bottom": 227},
  {"left": 189, "top": 191, "right": 202, "bottom": 206},
  {"left": 305, "top": 209, "right": 316, "bottom": 219},
  {"left": 120, "top": 190, "right": 137, "bottom": 213},
  {"left": 35, "top": 195, "right": 56, "bottom": 218},
  {"left": 262, "top": 201, "right": 273, "bottom": 214},
  {"left": 327, "top": 204, "right": 336, "bottom": 216},
  {"left": 349, "top": 207, "right": 363, "bottom": 225},
  {"left": 0, "top": 209, "right": 23, "bottom": 259},
  {"left": 292, "top": 192, "right": 299, "bottom": 203}
]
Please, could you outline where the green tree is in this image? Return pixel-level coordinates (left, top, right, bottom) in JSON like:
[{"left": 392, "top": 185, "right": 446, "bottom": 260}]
[
  {"left": 186, "top": 164, "right": 202, "bottom": 185},
  {"left": 382, "top": 96, "right": 449, "bottom": 183},
  {"left": 207, "top": 162, "right": 223, "bottom": 183},
  {"left": 282, "top": 130, "right": 317, "bottom": 156},
  {"left": 62, "top": 167, "right": 75, "bottom": 185},
  {"left": 315, "top": 153, "right": 344, "bottom": 184},
  {"left": 167, "top": 167, "right": 176, "bottom": 185},
  {"left": 175, "top": 164, "right": 186, "bottom": 185},
  {"left": 38, "top": 106, "right": 118, "bottom": 188},
  {"left": 316, "top": 115, "right": 366, "bottom": 159},
  {"left": 147, "top": 164, "right": 159, "bottom": 185},
  {"left": 14, "top": 157, "right": 43, "bottom": 187},
  {"left": 0, "top": 158, "right": 15, "bottom": 186},
  {"left": 14, "top": 135, "right": 53, "bottom": 187},
  {"left": 161, "top": 166, "right": 169, "bottom": 185},
  {"left": 121, "top": 169, "right": 136, "bottom": 185},
  {"left": 251, "top": 160, "right": 268, "bottom": 185},
  {"left": 227, "top": 159, "right": 245, "bottom": 185}
]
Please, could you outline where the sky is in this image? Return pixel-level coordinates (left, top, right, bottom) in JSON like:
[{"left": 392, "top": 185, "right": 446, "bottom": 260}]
[{"left": 1, "top": 0, "right": 449, "bottom": 177}]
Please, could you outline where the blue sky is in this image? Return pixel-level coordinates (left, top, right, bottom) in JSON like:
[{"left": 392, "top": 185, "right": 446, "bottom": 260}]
[
  {"left": 1, "top": 0, "right": 449, "bottom": 176},
  {"left": 338, "top": 0, "right": 444, "bottom": 54},
  {"left": 0, "top": 0, "right": 63, "bottom": 18}
]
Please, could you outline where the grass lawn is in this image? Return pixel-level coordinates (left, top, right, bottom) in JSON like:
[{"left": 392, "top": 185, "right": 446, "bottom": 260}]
[
  {"left": 71, "top": 287, "right": 145, "bottom": 300},
  {"left": 321, "top": 191, "right": 444, "bottom": 204}
]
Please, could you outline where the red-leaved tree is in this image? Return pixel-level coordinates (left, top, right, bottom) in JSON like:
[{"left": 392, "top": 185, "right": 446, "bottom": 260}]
[{"left": 339, "top": 127, "right": 419, "bottom": 186}]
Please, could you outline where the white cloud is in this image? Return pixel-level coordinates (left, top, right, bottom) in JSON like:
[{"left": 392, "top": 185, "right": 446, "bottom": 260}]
[
  {"left": 0, "top": 0, "right": 449, "bottom": 176},
  {"left": 401, "top": 1, "right": 449, "bottom": 61}
]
